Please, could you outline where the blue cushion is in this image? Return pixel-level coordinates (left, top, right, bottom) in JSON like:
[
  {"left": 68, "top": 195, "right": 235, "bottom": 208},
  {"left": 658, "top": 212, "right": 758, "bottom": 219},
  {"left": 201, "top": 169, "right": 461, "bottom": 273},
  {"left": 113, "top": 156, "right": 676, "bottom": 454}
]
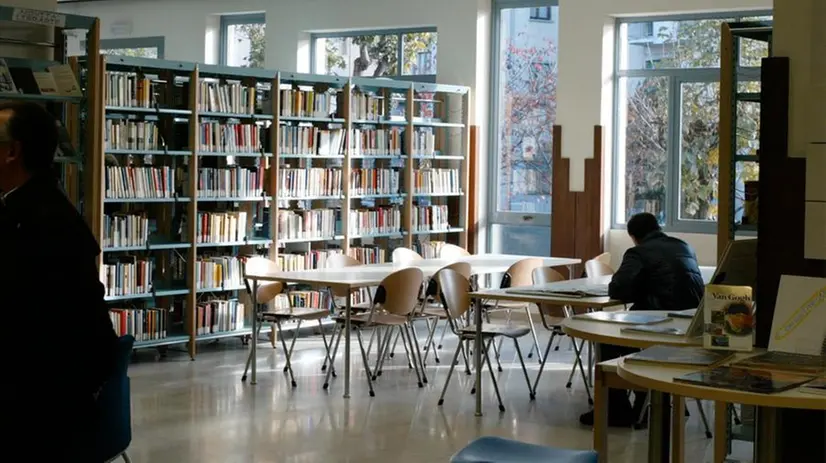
[{"left": 450, "top": 436, "right": 598, "bottom": 463}]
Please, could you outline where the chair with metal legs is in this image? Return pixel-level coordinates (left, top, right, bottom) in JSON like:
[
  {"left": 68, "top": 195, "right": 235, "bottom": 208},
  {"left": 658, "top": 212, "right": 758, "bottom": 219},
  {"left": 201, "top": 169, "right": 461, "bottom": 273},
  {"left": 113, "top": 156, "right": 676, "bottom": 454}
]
[
  {"left": 436, "top": 268, "right": 533, "bottom": 412},
  {"left": 416, "top": 261, "right": 473, "bottom": 368},
  {"left": 242, "top": 257, "right": 335, "bottom": 387}
]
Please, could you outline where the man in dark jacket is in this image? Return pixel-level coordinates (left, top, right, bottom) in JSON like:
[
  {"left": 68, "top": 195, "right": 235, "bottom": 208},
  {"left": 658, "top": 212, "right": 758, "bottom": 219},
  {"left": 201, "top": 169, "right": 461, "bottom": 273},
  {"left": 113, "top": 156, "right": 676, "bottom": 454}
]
[
  {"left": 0, "top": 102, "right": 118, "bottom": 459},
  {"left": 580, "top": 213, "right": 704, "bottom": 427}
]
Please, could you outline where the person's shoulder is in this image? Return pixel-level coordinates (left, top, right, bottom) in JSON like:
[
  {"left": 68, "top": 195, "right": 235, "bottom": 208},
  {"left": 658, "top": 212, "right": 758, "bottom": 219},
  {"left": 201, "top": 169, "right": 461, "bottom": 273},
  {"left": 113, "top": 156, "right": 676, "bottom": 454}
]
[{"left": 29, "top": 186, "right": 100, "bottom": 253}]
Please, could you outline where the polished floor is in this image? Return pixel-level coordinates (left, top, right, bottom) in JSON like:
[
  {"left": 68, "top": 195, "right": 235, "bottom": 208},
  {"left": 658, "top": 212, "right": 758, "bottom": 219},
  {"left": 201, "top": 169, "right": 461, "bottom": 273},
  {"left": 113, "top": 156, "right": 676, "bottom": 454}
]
[{"left": 125, "top": 324, "right": 750, "bottom": 462}]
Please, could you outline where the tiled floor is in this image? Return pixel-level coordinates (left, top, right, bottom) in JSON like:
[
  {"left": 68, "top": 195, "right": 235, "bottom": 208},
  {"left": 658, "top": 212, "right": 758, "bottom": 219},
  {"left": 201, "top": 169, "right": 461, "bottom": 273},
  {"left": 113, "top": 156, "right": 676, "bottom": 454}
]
[{"left": 124, "top": 325, "right": 747, "bottom": 462}]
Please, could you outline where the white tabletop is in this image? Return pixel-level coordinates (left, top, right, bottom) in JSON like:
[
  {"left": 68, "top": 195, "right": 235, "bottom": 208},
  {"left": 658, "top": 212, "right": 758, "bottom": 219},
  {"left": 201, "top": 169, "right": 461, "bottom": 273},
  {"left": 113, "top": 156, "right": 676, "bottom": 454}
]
[
  {"left": 374, "top": 254, "right": 580, "bottom": 276},
  {"left": 470, "top": 276, "right": 618, "bottom": 309},
  {"left": 562, "top": 310, "right": 699, "bottom": 348}
]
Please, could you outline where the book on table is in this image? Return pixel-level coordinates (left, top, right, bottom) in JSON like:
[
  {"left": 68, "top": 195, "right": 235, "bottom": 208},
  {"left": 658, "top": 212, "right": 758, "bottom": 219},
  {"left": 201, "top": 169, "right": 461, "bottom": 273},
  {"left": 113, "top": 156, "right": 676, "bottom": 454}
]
[
  {"left": 702, "top": 284, "right": 755, "bottom": 352},
  {"left": 800, "top": 377, "right": 826, "bottom": 396},
  {"left": 505, "top": 283, "right": 608, "bottom": 298},
  {"left": 573, "top": 311, "right": 668, "bottom": 325},
  {"left": 625, "top": 346, "right": 733, "bottom": 368},
  {"left": 674, "top": 366, "right": 814, "bottom": 394},
  {"left": 621, "top": 324, "right": 687, "bottom": 336},
  {"left": 668, "top": 308, "right": 697, "bottom": 319}
]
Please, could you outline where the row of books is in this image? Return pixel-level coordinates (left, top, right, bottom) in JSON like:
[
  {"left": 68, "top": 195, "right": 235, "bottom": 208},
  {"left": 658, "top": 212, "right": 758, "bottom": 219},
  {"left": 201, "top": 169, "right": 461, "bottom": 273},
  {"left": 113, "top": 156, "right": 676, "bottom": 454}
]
[
  {"left": 197, "top": 167, "right": 264, "bottom": 198},
  {"left": 110, "top": 307, "right": 167, "bottom": 341},
  {"left": 350, "top": 207, "right": 402, "bottom": 236},
  {"left": 277, "top": 168, "right": 343, "bottom": 198},
  {"left": 351, "top": 92, "right": 383, "bottom": 121},
  {"left": 278, "top": 127, "right": 345, "bottom": 156},
  {"left": 102, "top": 257, "right": 153, "bottom": 297},
  {"left": 277, "top": 208, "right": 337, "bottom": 241},
  {"left": 415, "top": 241, "right": 446, "bottom": 259},
  {"left": 411, "top": 130, "right": 437, "bottom": 156},
  {"left": 280, "top": 88, "right": 337, "bottom": 118},
  {"left": 412, "top": 205, "right": 452, "bottom": 232},
  {"left": 414, "top": 169, "right": 461, "bottom": 194},
  {"left": 105, "top": 165, "right": 178, "bottom": 199},
  {"left": 278, "top": 250, "right": 343, "bottom": 272},
  {"left": 199, "top": 81, "right": 258, "bottom": 114},
  {"left": 103, "top": 213, "right": 151, "bottom": 248},
  {"left": 195, "top": 298, "right": 246, "bottom": 335},
  {"left": 273, "top": 291, "right": 332, "bottom": 311},
  {"left": 350, "top": 168, "right": 400, "bottom": 196},
  {"left": 195, "top": 256, "right": 243, "bottom": 290},
  {"left": 105, "top": 71, "right": 155, "bottom": 109},
  {"left": 348, "top": 246, "right": 387, "bottom": 265},
  {"left": 105, "top": 120, "right": 163, "bottom": 151},
  {"left": 200, "top": 122, "right": 262, "bottom": 153},
  {"left": 351, "top": 128, "right": 402, "bottom": 156},
  {"left": 196, "top": 211, "right": 249, "bottom": 244}
]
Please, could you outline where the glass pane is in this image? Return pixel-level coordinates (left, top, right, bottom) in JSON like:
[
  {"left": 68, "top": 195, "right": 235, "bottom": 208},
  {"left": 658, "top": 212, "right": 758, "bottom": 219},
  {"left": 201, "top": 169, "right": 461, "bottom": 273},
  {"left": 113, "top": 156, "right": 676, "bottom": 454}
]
[
  {"left": 735, "top": 162, "right": 759, "bottom": 226},
  {"left": 739, "top": 15, "right": 772, "bottom": 67},
  {"left": 102, "top": 47, "right": 158, "bottom": 59},
  {"left": 494, "top": 6, "right": 558, "bottom": 214},
  {"left": 402, "top": 32, "right": 437, "bottom": 75},
  {"left": 679, "top": 81, "right": 720, "bottom": 221},
  {"left": 617, "top": 76, "right": 669, "bottom": 224},
  {"left": 317, "top": 34, "right": 399, "bottom": 77},
  {"left": 620, "top": 18, "right": 733, "bottom": 70},
  {"left": 225, "top": 23, "right": 265, "bottom": 68},
  {"left": 491, "top": 224, "right": 550, "bottom": 257}
]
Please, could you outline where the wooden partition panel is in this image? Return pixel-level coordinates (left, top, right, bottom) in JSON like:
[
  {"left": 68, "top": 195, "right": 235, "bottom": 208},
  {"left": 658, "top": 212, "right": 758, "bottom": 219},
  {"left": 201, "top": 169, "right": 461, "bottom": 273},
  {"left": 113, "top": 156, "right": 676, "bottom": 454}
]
[
  {"left": 575, "top": 126, "right": 605, "bottom": 265},
  {"left": 551, "top": 125, "right": 577, "bottom": 278}
]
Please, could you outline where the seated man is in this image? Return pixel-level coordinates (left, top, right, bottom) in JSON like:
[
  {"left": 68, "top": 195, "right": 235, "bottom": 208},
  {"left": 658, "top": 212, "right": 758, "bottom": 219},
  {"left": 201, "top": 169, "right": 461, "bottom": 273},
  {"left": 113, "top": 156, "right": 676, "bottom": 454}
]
[{"left": 580, "top": 212, "right": 704, "bottom": 427}]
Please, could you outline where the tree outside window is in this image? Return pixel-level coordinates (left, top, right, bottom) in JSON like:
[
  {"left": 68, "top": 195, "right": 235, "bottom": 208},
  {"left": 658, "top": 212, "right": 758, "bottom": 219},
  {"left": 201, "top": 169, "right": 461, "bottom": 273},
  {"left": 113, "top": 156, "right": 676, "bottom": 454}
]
[
  {"left": 223, "top": 16, "right": 265, "bottom": 68},
  {"left": 315, "top": 30, "right": 437, "bottom": 78}
]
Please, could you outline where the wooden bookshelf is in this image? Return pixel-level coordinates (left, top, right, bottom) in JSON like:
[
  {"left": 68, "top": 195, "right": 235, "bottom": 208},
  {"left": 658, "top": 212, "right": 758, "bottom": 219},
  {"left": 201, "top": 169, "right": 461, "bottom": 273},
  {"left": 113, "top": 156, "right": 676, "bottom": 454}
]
[{"left": 88, "top": 56, "right": 471, "bottom": 358}]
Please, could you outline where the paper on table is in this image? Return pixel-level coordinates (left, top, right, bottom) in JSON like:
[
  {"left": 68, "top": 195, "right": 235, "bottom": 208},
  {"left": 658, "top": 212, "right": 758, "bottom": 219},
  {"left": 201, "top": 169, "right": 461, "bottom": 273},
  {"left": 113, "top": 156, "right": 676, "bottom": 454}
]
[{"left": 770, "top": 275, "right": 826, "bottom": 356}]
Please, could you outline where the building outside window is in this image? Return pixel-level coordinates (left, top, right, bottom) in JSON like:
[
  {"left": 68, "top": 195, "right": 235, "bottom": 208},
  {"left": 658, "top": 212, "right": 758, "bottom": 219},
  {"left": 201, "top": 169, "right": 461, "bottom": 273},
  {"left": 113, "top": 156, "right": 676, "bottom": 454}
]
[
  {"left": 529, "top": 7, "right": 552, "bottom": 21},
  {"left": 221, "top": 13, "right": 265, "bottom": 68},
  {"left": 613, "top": 13, "right": 771, "bottom": 233}
]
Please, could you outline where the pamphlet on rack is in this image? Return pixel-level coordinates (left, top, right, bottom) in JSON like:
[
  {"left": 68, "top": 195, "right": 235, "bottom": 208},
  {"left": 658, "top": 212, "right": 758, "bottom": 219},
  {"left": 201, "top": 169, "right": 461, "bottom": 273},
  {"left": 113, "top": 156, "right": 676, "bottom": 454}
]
[{"left": 703, "top": 284, "right": 754, "bottom": 352}]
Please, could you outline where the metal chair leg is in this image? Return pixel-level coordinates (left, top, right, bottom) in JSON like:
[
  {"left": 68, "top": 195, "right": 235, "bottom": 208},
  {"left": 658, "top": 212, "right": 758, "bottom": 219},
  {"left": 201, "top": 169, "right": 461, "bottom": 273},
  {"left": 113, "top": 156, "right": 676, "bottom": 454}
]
[
  {"left": 355, "top": 327, "right": 376, "bottom": 397},
  {"left": 422, "top": 317, "right": 441, "bottom": 365},
  {"left": 483, "top": 338, "right": 506, "bottom": 412},
  {"left": 241, "top": 318, "right": 262, "bottom": 382},
  {"left": 696, "top": 400, "right": 713, "bottom": 438},
  {"left": 388, "top": 329, "right": 401, "bottom": 358},
  {"left": 375, "top": 326, "right": 395, "bottom": 380},
  {"left": 491, "top": 336, "right": 504, "bottom": 372},
  {"left": 401, "top": 324, "right": 425, "bottom": 388},
  {"left": 437, "top": 341, "right": 463, "bottom": 406},
  {"left": 566, "top": 339, "right": 586, "bottom": 388},
  {"left": 513, "top": 337, "right": 533, "bottom": 399},
  {"left": 408, "top": 322, "right": 429, "bottom": 384},
  {"left": 319, "top": 319, "right": 336, "bottom": 376},
  {"left": 436, "top": 320, "right": 449, "bottom": 349},
  {"left": 524, "top": 306, "right": 542, "bottom": 362},
  {"left": 531, "top": 332, "right": 557, "bottom": 399},
  {"left": 276, "top": 319, "right": 298, "bottom": 388},
  {"left": 323, "top": 323, "right": 344, "bottom": 390}
]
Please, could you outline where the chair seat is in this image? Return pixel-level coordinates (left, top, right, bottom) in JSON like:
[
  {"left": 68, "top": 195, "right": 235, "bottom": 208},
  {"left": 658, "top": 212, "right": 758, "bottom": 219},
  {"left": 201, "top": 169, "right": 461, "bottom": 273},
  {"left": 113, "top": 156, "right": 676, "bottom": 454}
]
[
  {"left": 460, "top": 323, "right": 530, "bottom": 338},
  {"left": 450, "top": 436, "right": 598, "bottom": 463},
  {"left": 484, "top": 300, "right": 529, "bottom": 310},
  {"left": 417, "top": 307, "right": 449, "bottom": 319},
  {"left": 336, "top": 312, "right": 408, "bottom": 326},
  {"left": 261, "top": 307, "right": 330, "bottom": 321}
]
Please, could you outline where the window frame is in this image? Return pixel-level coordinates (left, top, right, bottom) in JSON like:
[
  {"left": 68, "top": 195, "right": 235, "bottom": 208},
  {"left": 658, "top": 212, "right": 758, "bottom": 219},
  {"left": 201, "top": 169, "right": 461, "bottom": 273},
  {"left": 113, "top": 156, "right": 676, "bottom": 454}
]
[
  {"left": 611, "top": 10, "right": 771, "bottom": 234},
  {"left": 309, "top": 27, "right": 438, "bottom": 83},
  {"left": 219, "top": 13, "right": 266, "bottom": 67},
  {"left": 529, "top": 7, "right": 553, "bottom": 21},
  {"left": 100, "top": 36, "right": 165, "bottom": 59}
]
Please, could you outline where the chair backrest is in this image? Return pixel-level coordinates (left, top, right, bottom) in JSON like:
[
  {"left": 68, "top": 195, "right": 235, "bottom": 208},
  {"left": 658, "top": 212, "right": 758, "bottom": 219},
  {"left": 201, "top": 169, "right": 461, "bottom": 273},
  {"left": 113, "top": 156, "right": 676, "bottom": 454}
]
[
  {"left": 594, "top": 252, "right": 612, "bottom": 267},
  {"left": 426, "top": 261, "right": 472, "bottom": 299},
  {"left": 243, "top": 257, "right": 284, "bottom": 303},
  {"left": 532, "top": 267, "right": 568, "bottom": 319},
  {"left": 439, "top": 243, "right": 471, "bottom": 260},
  {"left": 327, "top": 254, "right": 362, "bottom": 268},
  {"left": 376, "top": 267, "right": 424, "bottom": 316},
  {"left": 585, "top": 259, "right": 614, "bottom": 278},
  {"left": 503, "top": 257, "right": 544, "bottom": 288},
  {"left": 392, "top": 247, "right": 424, "bottom": 264},
  {"left": 438, "top": 268, "right": 472, "bottom": 320},
  {"left": 94, "top": 335, "right": 135, "bottom": 462}
]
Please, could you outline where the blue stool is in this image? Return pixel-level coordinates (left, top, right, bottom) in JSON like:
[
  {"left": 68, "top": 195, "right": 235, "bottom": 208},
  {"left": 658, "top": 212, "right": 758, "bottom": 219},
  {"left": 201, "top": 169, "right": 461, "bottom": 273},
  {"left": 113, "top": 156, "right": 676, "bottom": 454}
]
[
  {"left": 94, "top": 335, "right": 135, "bottom": 463},
  {"left": 450, "top": 436, "right": 598, "bottom": 463}
]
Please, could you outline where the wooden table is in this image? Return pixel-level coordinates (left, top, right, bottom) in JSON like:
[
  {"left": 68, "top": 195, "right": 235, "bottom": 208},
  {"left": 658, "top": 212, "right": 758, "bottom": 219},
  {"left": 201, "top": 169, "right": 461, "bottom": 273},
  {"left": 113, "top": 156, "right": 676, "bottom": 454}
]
[
  {"left": 561, "top": 312, "right": 699, "bottom": 463},
  {"left": 618, "top": 356, "right": 825, "bottom": 463},
  {"left": 244, "top": 254, "right": 580, "bottom": 398}
]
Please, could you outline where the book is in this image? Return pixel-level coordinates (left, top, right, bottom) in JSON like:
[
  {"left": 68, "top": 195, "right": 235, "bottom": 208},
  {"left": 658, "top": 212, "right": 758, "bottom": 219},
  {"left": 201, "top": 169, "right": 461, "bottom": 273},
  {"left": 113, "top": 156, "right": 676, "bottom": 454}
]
[
  {"left": 733, "top": 351, "right": 825, "bottom": 375},
  {"left": 625, "top": 346, "right": 733, "bottom": 367},
  {"left": 800, "top": 377, "right": 826, "bottom": 396},
  {"left": 674, "top": 366, "right": 814, "bottom": 394},
  {"left": 668, "top": 308, "right": 697, "bottom": 319},
  {"left": 573, "top": 311, "right": 668, "bottom": 325},
  {"left": 621, "top": 325, "right": 687, "bottom": 336},
  {"left": 506, "top": 287, "right": 608, "bottom": 298},
  {"left": 768, "top": 275, "right": 826, "bottom": 357},
  {"left": 703, "top": 284, "right": 754, "bottom": 352}
]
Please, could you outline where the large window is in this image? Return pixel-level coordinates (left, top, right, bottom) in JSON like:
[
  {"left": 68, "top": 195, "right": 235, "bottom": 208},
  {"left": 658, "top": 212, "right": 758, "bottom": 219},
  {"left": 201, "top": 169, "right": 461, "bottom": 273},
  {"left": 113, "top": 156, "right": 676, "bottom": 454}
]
[
  {"left": 613, "top": 13, "right": 770, "bottom": 232},
  {"left": 94, "top": 37, "right": 164, "bottom": 59},
  {"left": 220, "top": 14, "right": 265, "bottom": 68},
  {"left": 312, "top": 28, "right": 437, "bottom": 81},
  {"left": 489, "top": 2, "right": 558, "bottom": 256}
]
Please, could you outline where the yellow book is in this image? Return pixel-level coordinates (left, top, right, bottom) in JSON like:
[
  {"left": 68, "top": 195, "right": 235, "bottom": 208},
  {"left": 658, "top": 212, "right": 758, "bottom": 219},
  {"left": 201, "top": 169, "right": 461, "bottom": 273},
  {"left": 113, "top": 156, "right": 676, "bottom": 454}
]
[{"left": 703, "top": 284, "right": 754, "bottom": 352}]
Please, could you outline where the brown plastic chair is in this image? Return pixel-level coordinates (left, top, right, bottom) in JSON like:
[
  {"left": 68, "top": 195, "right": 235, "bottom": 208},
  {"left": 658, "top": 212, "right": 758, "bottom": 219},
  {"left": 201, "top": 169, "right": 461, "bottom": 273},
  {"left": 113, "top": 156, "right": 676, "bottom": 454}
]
[
  {"left": 594, "top": 252, "right": 612, "bottom": 267},
  {"left": 242, "top": 257, "right": 334, "bottom": 388},
  {"left": 585, "top": 259, "right": 614, "bottom": 278},
  {"left": 438, "top": 243, "right": 471, "bottom": 260},
  {"left": 323, "top": 267, "right": 426, "bottom": 396},
  {"left": 436, "top": 268, "right": 533, "bottom": 412},
  {"left": 415, "top": 262, "right": 472, "bottom": 365},
  {"left": 391, "top": 247, "right": 423, "bottom": 264},
  {"left": 487, "top": 257, "right": 545, "bottom": 364}
]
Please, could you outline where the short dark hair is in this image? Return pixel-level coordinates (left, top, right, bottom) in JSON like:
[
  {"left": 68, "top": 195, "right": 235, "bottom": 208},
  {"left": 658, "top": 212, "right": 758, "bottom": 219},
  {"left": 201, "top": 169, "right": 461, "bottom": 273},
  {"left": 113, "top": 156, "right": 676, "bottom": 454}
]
[
  {"left": 627, "top": 212, "right": 662, "bottom": 241},
  {"left": 0, "top": 102, "right": 59, "bottom": 174}
]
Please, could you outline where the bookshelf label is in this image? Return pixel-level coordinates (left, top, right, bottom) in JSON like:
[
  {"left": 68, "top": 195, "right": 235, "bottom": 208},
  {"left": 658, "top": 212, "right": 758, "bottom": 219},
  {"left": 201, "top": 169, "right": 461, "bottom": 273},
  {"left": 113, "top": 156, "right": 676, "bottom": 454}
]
[{"left": 12, "top": 8, "right": 66, "bottom": 27}]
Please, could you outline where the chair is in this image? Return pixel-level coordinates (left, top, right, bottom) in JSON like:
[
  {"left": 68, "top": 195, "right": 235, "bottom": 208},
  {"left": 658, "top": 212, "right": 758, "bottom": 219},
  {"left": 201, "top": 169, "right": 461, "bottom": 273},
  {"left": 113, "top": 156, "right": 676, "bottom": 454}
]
[
  {"left": 416, "top": 261, "right": 472, "bottom": 366},
  {"left": 438, "top": 243, "right": 471, "bottom": 260},
  {"left": 93, "top": 335, "right": 135, "bottom": 463},
  {"left": 450, "top": 436, "right": 597, "bottom": 463},
  {"left": 327, "top": 253, "right": 363, "bottom": 269},
  {"left": 584, "top": 259, "right": 614, "bottom": 278},
  {"left": 530, "top": 267, "right": 591, "bottom": 403},
  {"left": 487, "top": 257, "right": 545, "bottom": 365},
  {"left": 593, "top": 252, "right": 611, "bottom": 267},
  {"left": 437, "top": 268, "right": 533, "bottom": 412},
  {"left": 392, "top": 247, "right": 424, "bottom": 264},
  {"left": 242, "top": 257, "right": 334, "bottom": 388},
  {"left": 325, "top": 267, "right": 426, "bottom": 396}
]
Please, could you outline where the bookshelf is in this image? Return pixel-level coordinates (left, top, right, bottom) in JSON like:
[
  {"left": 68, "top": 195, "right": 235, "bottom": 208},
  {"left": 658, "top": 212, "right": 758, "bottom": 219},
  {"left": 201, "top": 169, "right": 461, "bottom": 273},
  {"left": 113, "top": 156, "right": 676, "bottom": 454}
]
[
  {"left": 90, "top": 56, "right": 471, "bottom": 358},
  {"left": 0, "top": 6, "right": 101, "bottom": 214}
]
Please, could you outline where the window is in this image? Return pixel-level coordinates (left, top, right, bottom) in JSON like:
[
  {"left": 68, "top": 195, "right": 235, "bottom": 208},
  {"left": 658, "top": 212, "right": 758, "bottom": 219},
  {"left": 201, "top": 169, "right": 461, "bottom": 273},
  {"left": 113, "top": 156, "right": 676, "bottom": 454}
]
[
  {"left": 99, "top": 37, "right": 165, "bottom": 59},
  {"left": 489, "top": 2, "right": 558, "bottom": 256},
  {"left": 220, "top": 13, "right": 265, "bottom": 68},
  {"left": 530, "top": 7, "right": 552, "bottom": 21},
  {"left": 312, "top": 28, "right": 437, "bottom": 81},
  {"left": 613, "top": 12, "right": 771, "bottom": 232}
]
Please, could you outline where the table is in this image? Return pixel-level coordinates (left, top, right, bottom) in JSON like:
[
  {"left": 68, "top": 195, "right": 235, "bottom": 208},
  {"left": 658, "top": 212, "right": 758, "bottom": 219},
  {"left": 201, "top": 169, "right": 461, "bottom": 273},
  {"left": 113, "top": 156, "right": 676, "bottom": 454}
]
[
  {"left": 561, "top": 311, "right": 699, "bottom": 463},
  {"left": 617, "top": 356, "right": 826, "bottom": 463},
  {"left": 243, "top": 254, "right": 580, "bottom": 398}
]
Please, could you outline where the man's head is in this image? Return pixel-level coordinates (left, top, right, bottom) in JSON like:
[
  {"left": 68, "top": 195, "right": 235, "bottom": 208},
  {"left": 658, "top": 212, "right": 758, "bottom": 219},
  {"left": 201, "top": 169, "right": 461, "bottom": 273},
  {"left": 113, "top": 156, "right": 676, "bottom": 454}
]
[
  {"left": 0, "top": 102, "right": 59, "bottom": 192},
  {"left": 627, "top": 212, "right": 662, "bottom": 245}
]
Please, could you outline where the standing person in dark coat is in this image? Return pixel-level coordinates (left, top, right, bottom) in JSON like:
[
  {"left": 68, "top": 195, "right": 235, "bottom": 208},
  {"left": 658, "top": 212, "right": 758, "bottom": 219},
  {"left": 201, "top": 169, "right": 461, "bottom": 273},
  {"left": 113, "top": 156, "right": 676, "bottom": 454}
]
[
  {"left": 0, "top": 102, "right": 118, "bottom": 460},
  {"left": 579, "top": 212, "right": 704, "bottom": 427}
]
